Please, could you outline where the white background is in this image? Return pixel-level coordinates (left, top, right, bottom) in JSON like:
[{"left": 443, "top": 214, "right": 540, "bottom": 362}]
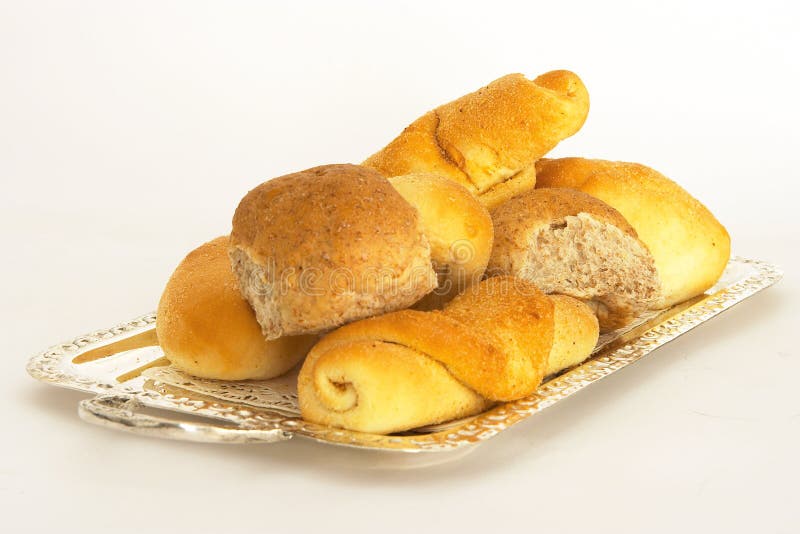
[{"left": 2, "top": 1, "right": 799, "bottom": 532}]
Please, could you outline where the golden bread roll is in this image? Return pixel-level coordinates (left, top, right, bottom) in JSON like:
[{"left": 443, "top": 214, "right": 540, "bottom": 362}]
[
  {"left": 488, "top": 188, "right": 659, "bottom": 330},
  {"left": 547, "top": 295, "right": 599, "bottom": 376},
  {"left": 364, "top": 71, "right": 590, "bottom": 209},
  {"left": 156, "top": 237, "right": 316, "bottom": 380},
  {"left": 442, "top": 276, "right": 555, "bottom": 400},
  {"left": 298, "top": 311, "right": 494, "bottom": 434},
  {"left": 388, "top": 173, "right": 494, "bottom": 308},
  {"left": 536, "top": 158, "right": 731, "bottom": 308},
  {"left": 298, "top": 276, "right": 599, "bottom": 434},
  {"left": 229, "top": 164, "right": 438, "bottom": 339}
]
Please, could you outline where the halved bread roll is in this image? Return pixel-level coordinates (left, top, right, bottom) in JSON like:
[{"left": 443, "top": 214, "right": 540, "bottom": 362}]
[
  {"left": 156, "top": 237, "right": 316, "bottom": 380},
  {"left": 364, "top": 71, "right": 590, "bottom": 209},
  {"left": 229, "top": 164, "right": 438, "bottom": 339},
  {"left": 488, "top": 188, "right": 659, "bottom": 330},
  {"left": 535, "top": 158, "right": 731, "bottom": 308}
]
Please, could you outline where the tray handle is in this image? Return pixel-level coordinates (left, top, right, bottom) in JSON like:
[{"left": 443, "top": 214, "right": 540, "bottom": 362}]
[{"left": 78, "top": 395, "right": 291, "bottom": 444}]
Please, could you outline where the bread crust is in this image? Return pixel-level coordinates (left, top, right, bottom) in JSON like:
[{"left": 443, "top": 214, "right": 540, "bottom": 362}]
[
  {"left": 365, "top": 112, "right": 470, "bottom": 189},
  {"left": 364, "top": 71, "right": 589, "bottom": 209},
  {"left": 536, "top": 158, "right": 731, "bottom": 307},
  {"left": 156, "top": 237, "right": 316, "bottom": 380},
  {"left": 547, "top": 295, "right": 599, "bottom": 376},
  {"left": 229, "top": 164, "right": 438, "bottom": 338},
  {"left": 388, "top": 173, "right": 494, "bottom": 308},
  {"left": 491, "top": 187, "right": 638, "bottom": 240},
  {"left": 443, "top": 276, "right": 554, "bottom": 397}
]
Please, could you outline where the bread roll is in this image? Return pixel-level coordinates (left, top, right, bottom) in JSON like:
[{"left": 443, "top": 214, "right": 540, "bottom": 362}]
[
  {"left": 388, "top": 173, "right": 493, "bottom": 309},
  {"left": 488, "top": 188, "right": 659, "bottom": 330},
  {"left": 298, "top": 276, "right": 599, "bottom": 434},
  {"left": 156, "top": 237, "right": 316, "bottom": 380},
  {"left": 364, "top": 71, "right": 589, "bottom": 209},
  {"left": 547, "top": 295, "right": 599, "bottom": 376},
  {"left": 536, "top": 158, "right": 731, "bottom": 308},
  {"left": 441, "top": 276, "right": 555, "bottom": 400},
  {"left": 229, "top": 164, "right": 438, "bottom": 339}
]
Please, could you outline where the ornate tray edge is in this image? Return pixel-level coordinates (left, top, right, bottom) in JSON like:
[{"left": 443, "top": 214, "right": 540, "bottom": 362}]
[{"left": 26, "top": 314, "right": 157, "bottom": 393}]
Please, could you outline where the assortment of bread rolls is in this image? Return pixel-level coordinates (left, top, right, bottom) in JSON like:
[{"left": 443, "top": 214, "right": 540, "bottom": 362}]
[
  {"left": 154, "top": 70, "right": 731, "bottom": 435},
  {"left": 364, "top": 70, "right": 590, "bottom": 209}
]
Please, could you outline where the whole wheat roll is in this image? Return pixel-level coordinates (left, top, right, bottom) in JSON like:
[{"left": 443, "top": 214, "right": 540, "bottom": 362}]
[
  {"left": 535, "top": 158, "right": 731, "bottom": 308},
  {"left": 488, "top": 188, "right": 659, "bottom": 331},
  {"left": 229, "top": 164, "right": 438, "bottom": 339},
  {"left": 156, "top": 237, "right": 316, "bottom": 380},
  {"left": 364, "top": 70, "right": 590, "bottom": 209}
]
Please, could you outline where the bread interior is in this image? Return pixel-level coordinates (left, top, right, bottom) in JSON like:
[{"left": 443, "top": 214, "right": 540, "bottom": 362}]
[{"left": 523, "top": 213, "right": 659, "bottom": 330}]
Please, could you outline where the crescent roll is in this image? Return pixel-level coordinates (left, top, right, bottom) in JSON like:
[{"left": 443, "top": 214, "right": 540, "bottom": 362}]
[
  {"left": 298, "top": 276, "right": 599, "bottom": 434},
  {"left": 364, "top": 70, "right": 590, "bottom": 209}
]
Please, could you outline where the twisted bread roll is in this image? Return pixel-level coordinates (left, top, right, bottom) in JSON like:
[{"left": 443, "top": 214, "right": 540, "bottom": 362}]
[
  {"left": 364, "top": 71, "right": 590, "bottom": 209},
  {"left": 298, "top": 276, "right": 598, "bottom": 434},
  {"left": 536, "top": 158, "right": 731, "bottom": 308},
  {"left": 388, "top": 173, "right": 493, "bottom": 309},
  {"left": 488, "top": 188, "right": 659, "bottom": 330},
  {"left": 229, "top": 164, "right": 438, "bottom": 339},
  {"left": 156, "top": 237, "right": 316, "bottom": 380}
]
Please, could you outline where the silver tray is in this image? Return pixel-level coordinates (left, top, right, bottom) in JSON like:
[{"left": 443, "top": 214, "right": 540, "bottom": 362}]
[{"left": 26, "top": 257, "right": 782, "bottom": 452}]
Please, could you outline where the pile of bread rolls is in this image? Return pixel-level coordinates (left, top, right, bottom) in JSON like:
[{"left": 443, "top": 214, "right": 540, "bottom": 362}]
[{"left": 156, "top": 69, "right": 730, "bottom": 435}]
